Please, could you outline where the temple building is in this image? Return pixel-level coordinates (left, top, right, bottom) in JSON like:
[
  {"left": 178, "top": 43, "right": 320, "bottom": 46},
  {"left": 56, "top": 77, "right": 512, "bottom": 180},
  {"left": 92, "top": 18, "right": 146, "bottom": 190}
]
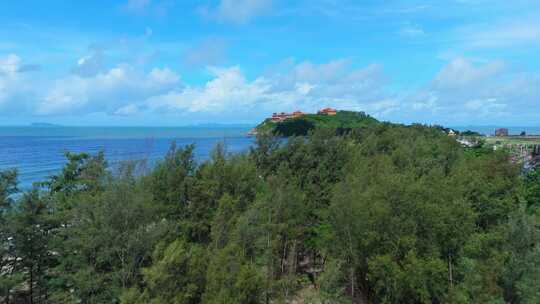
[
  {"left": 318, "top": 108, "right": 337, "bottom": 115},
  {"left": 269, "top": 108, "right": 337, "bottom": 122}
]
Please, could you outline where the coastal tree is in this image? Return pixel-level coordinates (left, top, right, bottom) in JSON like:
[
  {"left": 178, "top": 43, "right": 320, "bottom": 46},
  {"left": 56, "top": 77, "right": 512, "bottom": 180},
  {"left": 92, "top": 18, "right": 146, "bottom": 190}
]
[{"left": 9, "top": 189, "right": 55, "bottom": 304}]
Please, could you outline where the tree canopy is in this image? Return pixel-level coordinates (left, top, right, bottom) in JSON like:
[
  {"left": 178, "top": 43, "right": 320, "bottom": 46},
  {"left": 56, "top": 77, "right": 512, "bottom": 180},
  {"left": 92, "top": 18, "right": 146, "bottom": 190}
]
[
  {"left": 256, "top": 110, "right": 379, "bottom": 136},
  {"left": 1, "top": 122, "right": 539, "bottom": 303}
]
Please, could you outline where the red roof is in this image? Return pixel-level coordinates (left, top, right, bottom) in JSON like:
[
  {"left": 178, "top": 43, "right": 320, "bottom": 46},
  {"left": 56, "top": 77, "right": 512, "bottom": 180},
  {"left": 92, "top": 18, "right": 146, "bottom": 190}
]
[
  {"left": 318, "top": 108, "right": 337, "bottom": 114},
  {"left": 270, "top": 110, "right": 306, "bottom": 121}
]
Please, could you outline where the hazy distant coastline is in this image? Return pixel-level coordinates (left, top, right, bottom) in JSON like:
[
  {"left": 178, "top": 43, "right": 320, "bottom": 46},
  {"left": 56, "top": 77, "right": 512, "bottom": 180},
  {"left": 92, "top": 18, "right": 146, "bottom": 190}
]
[
  {"left": 452, "top": 126, "right": 540, "bottom": 136},
  {"left": 30, "top": 122, "right": 62, "bottom": 127}
]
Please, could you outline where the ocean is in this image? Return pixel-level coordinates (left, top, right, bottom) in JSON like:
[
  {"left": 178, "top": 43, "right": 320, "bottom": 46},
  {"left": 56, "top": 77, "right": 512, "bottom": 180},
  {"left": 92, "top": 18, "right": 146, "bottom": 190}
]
[
  {"left": 0, "top": 126, "right": 255, "bottom": 189},
  {"left": 3, "top": 125, "right": 539, "bottom": 190}
]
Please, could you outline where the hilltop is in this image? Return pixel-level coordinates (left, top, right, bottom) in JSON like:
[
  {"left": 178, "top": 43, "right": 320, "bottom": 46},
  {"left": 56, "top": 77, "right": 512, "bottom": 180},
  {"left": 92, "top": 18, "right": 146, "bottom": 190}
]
[{"left": 255, "top": 109, "right": 379, "bottom": 136}]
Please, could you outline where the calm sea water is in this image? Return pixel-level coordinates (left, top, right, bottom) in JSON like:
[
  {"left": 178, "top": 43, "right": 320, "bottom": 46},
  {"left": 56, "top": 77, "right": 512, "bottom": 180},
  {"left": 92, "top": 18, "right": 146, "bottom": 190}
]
[
  {"left": 0, "top": 126, "right": 254, "bottom": 189},
  {"left": 3, "top": 125, "right": 539, "bottom": 189}
]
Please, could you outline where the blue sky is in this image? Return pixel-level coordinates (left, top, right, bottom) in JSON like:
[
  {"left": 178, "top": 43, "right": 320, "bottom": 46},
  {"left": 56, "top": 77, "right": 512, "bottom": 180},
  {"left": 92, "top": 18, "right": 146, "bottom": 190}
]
[{"left": 0, "top": 0, "right": 539, "bottom": 126}]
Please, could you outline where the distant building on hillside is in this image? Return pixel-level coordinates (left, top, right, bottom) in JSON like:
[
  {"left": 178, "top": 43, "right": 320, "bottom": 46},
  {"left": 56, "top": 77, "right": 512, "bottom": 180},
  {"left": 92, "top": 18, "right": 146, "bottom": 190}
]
[
  {"left": 318, "top": 108, "right": 337, "bottom": 115},
  {"left": 270, "top": 110, "right": 306, "bottom": 122},
  {"left": 269, "top": 108, "right": 337, "bottom": 122},
  {"left": 495, "top": 128, "right": 509, "bottom": 137},
  {"left": 271, "top": 112, "right": 290, "bottom": 122},
  {"left": 292, "top": 110, "right": 305, "bottom": 118}
]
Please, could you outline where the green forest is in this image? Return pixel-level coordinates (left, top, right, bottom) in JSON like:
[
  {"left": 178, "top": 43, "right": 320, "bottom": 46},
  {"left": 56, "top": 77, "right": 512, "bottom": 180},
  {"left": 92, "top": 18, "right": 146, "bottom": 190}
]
[{"left": 1, "top": 122, "right": 540, "bottom": 303}]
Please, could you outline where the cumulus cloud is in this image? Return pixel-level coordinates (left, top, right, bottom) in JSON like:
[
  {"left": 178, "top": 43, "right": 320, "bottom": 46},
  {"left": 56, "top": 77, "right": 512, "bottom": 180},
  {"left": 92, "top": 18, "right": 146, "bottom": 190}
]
[
  {"left": 0, "top": 55, "right": 23, "bottom": 96},
  {"left": 71, "top": 50, "right": 104, "bottom": 77},
  {"left": 200, "top": 0, "right": 272, "bottom": 24},
  {"left": 268, "top": 59, "right": 386, "bottom": 100},
  {"left": 114, "top": 104, "right": 140, "bottom": 116},
  {"left": 144, "top": 60, "right": 394, "bottom": 120},
  {"left": 39, "top": 66, "right": 180, "bottom": 115},
  {"left": 0, "top": 54, "right": 40, "bottom": 111},
  {"left": 0, "top": 54, "right": 40, "bottom": 75},
  {"left": 432, "top": 57, "right": 505, "bottom": 89},
  {"left": 0, "top": 54, "right": 22, "bottom": 75},
  {"left": 403, "top": 57, "right": 540, "bottom": 124},
  {"left": 147, "top": 66, "right": 270, "bottom": 114},
  {"left": 459, "top": 16, "right": 540, "bottom": 49},
  {"left": 1, "top": 53, "right": 538, "bottom": 125}
]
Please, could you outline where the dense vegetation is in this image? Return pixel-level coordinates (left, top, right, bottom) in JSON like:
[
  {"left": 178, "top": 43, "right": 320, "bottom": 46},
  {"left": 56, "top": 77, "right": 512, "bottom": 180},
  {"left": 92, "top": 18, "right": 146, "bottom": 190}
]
[
  {"left": 1, "top": 122, "right": 540, "bottom": 303},
  {"left": 256, "top": 111, "right": 379, "bottom": 136}
]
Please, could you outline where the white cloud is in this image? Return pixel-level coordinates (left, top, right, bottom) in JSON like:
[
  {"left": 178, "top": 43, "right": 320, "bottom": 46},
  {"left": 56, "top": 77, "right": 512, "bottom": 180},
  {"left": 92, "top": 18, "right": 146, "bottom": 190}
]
[
  {"left": 1, "top": 53, "right": 538, "bottom": 125},
  {"left": 410, "top": 92, "right": 438, "bottom": 111},
  {"left": 432, "top": 57, "right": 505, "bottom": 89},
  {"left": 402, "top": 57, "right": 540, "bottom": 124},
  {"left": 0, "top": 54, "right": 20, "bottom": 76},
  {"left": 71, "top": 50, "right": 104, "bottom": 77},
  {"left": 399, "top": 23, "right": 425, "bottom": 38},
  {"left": 147, "top": 66, "right": 270, "bottom": 113},
  {"left": 0, "top": 56, "right": 398, "bottom": 121},
  {"left": 459, "top": 16, "right": 540, "bottom": 49},
  {"left": 0, "top": 54, "right": 38, "bottom": 110},
  {"left": 148, "top": 67, "right": 180, "bottom": 86},
  {"left": 39, "top": 65, "right": 180, "bottom": 115},
  {"left": 200, "top": 0, "right": 272, "bottom": 24},
  {"left": 295, "top": 82, "right": 313, "bottom": 95},
  {"left": 464, "top": 98, "right": 507, "bottom": 115},
  {"left": 114, "top": 104, "right": 140, "bottom": 116},
  {"left": 145, "top": 60, "right": 394, "bottom": 120}
]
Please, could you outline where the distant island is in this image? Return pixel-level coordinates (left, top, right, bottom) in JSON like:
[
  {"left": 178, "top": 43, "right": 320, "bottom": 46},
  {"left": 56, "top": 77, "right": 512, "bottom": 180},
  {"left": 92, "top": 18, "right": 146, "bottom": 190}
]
[
  {"left": 30, "top": 122, "right": 62, "bottom": 127},
  {"left": 253, "top": 108, "right": 379, "bottom": 136}
]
